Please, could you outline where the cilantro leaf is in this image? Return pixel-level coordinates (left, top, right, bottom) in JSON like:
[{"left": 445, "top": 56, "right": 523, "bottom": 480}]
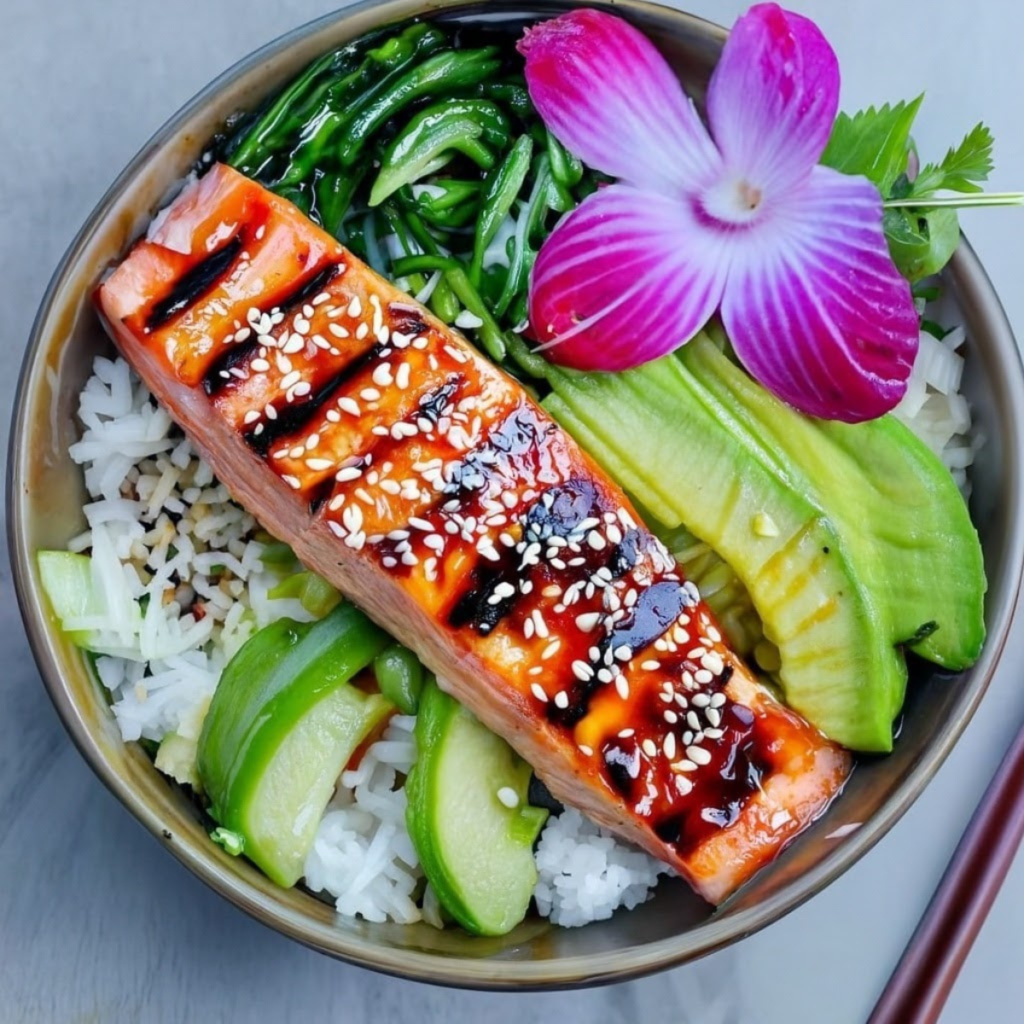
[
  {"left": 820, "top": 97, "right": 922, "bottom": 195},
  {"left": 911, "top": 122, "right": 994, "bottom": 196}
]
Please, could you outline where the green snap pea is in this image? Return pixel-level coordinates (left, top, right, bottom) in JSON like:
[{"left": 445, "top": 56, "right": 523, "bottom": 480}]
[
  {"left": 480, "top": 80, "right": 533, "bottom": 119},
  {"left": 340, "top": 48, "right": 503, "bottom": 170},
  {"left": 226, "top": 29, "right": 386, "bottom": 173},
  {"left": 471, "top": 134, "right": 533, "bottom": 284},
  {"left": 407, "top": 179, "right": 483, "bottom": 229},
  {"left": 445, "top": 266, "right": 507, "bottom": 363},
  {"left": 276, "top": 24, "right": 447, "bottom": 187},
  {"left": 391, "top": 254, "right": 462, "bottom": 277},
  {"left": 372, "top": 643, "right": 425, "bottom": 715},
  {"left": 546, "top": 129, "right": 584, "bottom": 188},
  {"left": 314, "top": 166, "right": 366, "bottom": 237},
  {"left": 369, "top": 100, "right": 509, "bottom": 206},
  {"left": 430, "top": 275, "right": 461, "bottom": 322}
]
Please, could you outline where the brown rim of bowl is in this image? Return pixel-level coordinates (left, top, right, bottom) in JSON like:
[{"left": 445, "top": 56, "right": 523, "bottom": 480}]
[{"left": 8, "top": 0, "right": 1024, "bottom": 990}]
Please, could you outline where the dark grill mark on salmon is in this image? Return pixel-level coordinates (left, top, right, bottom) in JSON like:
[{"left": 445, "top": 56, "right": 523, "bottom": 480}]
[
  {"left": 243, "top": 342, "right": 385, "bottom": 454},
  {"left": 275, "top": 262, "right": 342, "bottom": 315},
  {"left": 203, "top": 339, "right": 258, "bottom": 395},
  {"left": 145, "top": 235, "right": 244, "bottom": 330}
]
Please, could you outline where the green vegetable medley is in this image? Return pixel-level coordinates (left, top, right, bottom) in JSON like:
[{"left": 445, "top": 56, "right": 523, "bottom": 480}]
[{"left": 218, "top": 21, "right": 601, "bottom": 377}]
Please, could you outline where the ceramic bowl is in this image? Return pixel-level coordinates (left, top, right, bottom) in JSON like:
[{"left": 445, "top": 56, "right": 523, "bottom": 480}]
[{"left": 9, "top": 0, "right": 1024, "bottom": 989}]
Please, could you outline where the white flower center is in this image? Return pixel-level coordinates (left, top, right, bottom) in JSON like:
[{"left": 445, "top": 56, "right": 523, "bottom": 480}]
[{"left": 700, "top": 176, "right": 766, "bottom": 228}]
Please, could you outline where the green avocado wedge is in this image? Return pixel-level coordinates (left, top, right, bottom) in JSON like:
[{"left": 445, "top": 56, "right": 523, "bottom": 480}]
[
  {"left": 679, "top": 333, "right": 985, "bottom": 670},
  {"left": 406, "top": 680, "right": 548, "bottom": 936},
  {"left": 545, "top": 357, "right": 907, "bottom": 752},
  {"left": 197, "top": 603, "right": 393, "bottom": 887}
]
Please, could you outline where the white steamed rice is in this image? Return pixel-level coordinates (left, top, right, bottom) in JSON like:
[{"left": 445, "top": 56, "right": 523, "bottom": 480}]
[{"left": 65, "top": 307, "right": 978, "bottom": 929}]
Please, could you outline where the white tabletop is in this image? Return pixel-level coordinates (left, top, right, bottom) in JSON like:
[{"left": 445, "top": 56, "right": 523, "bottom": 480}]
[{"left": 3, "top": 1, "right": 1022, "bottom": 1021}]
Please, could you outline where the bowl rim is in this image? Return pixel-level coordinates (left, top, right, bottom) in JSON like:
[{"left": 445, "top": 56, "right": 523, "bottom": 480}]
[{"left": 8, "top": 0, "right": 1024, "bottom": 990}]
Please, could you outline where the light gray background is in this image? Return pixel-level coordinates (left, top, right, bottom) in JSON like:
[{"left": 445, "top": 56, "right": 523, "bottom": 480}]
[{"left": 2, "top": 1, "right": 1021, "bottom": 1021}]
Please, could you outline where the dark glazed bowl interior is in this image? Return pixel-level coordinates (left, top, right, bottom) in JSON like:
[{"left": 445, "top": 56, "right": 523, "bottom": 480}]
[{"left": 8, "top": 0, "right": 1024, "bottom": 989}]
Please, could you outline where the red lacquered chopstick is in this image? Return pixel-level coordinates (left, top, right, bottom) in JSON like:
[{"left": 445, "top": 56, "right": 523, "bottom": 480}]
[{"left": 868, "top": 721, "right": 1024, "bottom": 1024}]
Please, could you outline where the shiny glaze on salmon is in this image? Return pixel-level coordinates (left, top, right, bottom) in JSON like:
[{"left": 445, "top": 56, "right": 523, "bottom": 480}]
[{"left": 97, "top": 164, "right": 851, "bottom": 904}]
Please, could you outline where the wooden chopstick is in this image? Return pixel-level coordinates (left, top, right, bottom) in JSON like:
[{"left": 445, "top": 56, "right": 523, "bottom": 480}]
[{"left": 868, "top": 721, "right": 1024, "bottom": 1023}]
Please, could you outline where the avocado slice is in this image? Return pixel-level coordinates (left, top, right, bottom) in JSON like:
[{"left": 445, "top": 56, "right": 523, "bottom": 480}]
[
  {"left": 405, "top": 680, "right": 548, "bottom": 936},
  {"left": 197, "top": 604, "right": 392, "bottom": 886},
  {"left": 545, "top": 359, "right": 906, "bottom": 752},
  {"left": 679, "top": 334, "right": 985, "bottom": 670}
]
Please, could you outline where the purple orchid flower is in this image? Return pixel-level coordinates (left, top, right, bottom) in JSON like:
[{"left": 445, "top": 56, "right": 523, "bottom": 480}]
[{"left": 519, "top": 4, "right": 920, "bottom": 423}]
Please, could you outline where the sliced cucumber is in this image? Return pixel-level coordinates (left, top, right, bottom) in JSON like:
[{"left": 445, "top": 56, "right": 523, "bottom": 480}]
[
  {"left": 406, "top": 680, "right": 548, "bottom": 936},
  {"left": 197, "top": 603, "right": 392, "bottom": 887},
  {"left": 36, "top": 550, "right": 100, "bottom": 648}
]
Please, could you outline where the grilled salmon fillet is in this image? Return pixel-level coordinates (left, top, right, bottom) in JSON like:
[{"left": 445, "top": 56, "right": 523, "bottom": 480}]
[{"left": 96, "top": 164, "right": 851, "bottom": 904}]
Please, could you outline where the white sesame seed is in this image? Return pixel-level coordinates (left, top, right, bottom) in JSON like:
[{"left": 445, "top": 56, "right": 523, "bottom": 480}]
[
  {"left": 356, "top": 323, "right": 369, "bottom": 340},
  {"left": 710, "top": 692, "right": 727, "bottom": 708},
  {"left": 250, "top": 358, "right": 271, "bottom": 372},
  {"left": 372, "top": 364, "right": 393, "bottom": 387},
  {"left": 587, "top": 531, "right": 606, "bottom": 551},
  {"left": 704, "top": 728, "right": 725, "bottom": 740},
  {"left": 542, "top": 640, "right": 561, "bottom": 660},
  {"left": 641, "top": 739, "right": 658, "bottom": 758},
  {"left": 615, "top": 675, "right": 630, "bottom": 700},
  {"left": 674, "top": 776, "right": 694, "bottom": 796},
  {"left": 640, "top": 660, "right": 661, "bottom": 672},
  {"left": 687, "top": 745, "right": 712, "bottom": 766},
  {"left": 553, "top": 691, "right": 569, "bottom": 709},
  {"left": 686, "top": 711, "right": 701, "bottom": 731},
  {"left": 663, "top": 733, "right": 677, "bottom": 759},
  {"left": 614, "top": 645, "right": 632, "bottom": 662},
  {"left": 359, "top": 387, "right": 381, "bottom": 402},
  {"left": 571, "top": 660, "right": 593, "bottom": 682},
  {"left": 578, "top": 744, "right": 593, "bottom": 757},
  {"left": 530, "top": 682, "right": 549, "bottom": 703},
  {"left": 305, "top": 458, "right": 333, "bottom": 471},
  {"left": 525, "top": 608, "right": 547, "bottom": 638},
  {"left": 664, "top": 710, "right": 679, "bottom": 724},
  {"left": 702, "top": 652, "right": 725, "bottom": 676},
  {"left": 575, "top": 612, "right": 601, "bottom": 633},
  {"left": 706, "top": 708, "right": 722, "bottom": 728},
  {"left": 281, "top": 475, "right": 301, "bottom": 490},
  {"left": 694, "top": 669, "right": 714, "bottom": 685},
  {"left": 243, "top": 410, "right": 261, "bottom": 425},
  {"left": 496, "top": 786, "right": 519, "bottom": 809}
]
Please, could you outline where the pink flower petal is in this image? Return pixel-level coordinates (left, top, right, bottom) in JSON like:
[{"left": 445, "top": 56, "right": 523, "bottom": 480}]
[
  {"left": 519, "top": 9, "right": 721, "bottom": 196},
  {"left": 707, "top": 3, "right": 839, "bottom": 195},
  {"left": 721, "top": 165, "right": 919, "bottom": 423},
  {"left": 529, "top": 184, "right": 729, "bottom": 371}
]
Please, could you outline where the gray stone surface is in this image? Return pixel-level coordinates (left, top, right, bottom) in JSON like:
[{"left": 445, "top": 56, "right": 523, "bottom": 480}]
[{"left": 2, "top": 2, "right": 1021, "bottom": 1021}]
